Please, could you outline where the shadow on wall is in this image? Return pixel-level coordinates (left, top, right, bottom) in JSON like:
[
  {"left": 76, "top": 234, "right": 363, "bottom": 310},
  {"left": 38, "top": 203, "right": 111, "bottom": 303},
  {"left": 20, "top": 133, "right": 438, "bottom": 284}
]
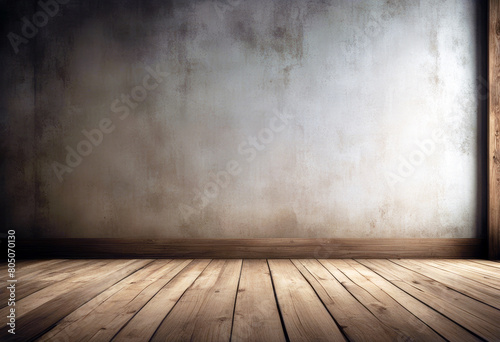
[{"left": 0, "top": 0, "right": 487, "bottom": 239}]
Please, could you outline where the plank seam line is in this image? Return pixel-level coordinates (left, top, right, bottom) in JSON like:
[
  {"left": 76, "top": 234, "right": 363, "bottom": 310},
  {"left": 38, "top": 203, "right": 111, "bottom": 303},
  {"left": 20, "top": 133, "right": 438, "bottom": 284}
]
[
  {"left": 228, "top": 259, "right": 244, "bottom": 342},
  {"left": 389, "top": 259, "right": 500, "bottom": 317},
  {"left": 360, "top": 259, "right": 485, "bottom": 341},
  {"left": 148, "top": 259, "right": 214, "bottom": 341},
  {"left": 266, "top": 259, "right": 291, "bottom": 342},
  {"left": 30, "top": 259, "right": 157, "bottom": 341},
  {"left": 108, "top": 259, "right": 194, "bottom": 341},
  {"left": 292, "top": 259, "right": 350, "bottom": 341},
  {"left": 317, "top": 259, "right": 393, "bottom": 330}
]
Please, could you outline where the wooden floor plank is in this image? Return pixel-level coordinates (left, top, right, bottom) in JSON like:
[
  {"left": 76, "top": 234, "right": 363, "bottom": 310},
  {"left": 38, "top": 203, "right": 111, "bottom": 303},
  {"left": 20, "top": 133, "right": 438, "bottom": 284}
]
[
  {"left": 0, "top": 260, "right": 98, "bottom": 308},
  {"left": 0, "top": 259, "right": 69, "bottom": 283},
  {"left": 0, "top": 259, "right": 153, "bottom": 342},
  {"left": 0, "top": 259, "right": 118, "bottom": 319},
  {"left": 438, "top": 259, "right": 500, "bottom": 282},
  {"left": 0, "top": 260, "right": 70, "bottom": 285},
  {"left": 319, "top": 259, "right": 446, "bottom": 342},
  {"left": 150, "top": 259, "right": 242, "bottom": 342},
  {"left": 359, "top": 259, "right": 500, "bottom": 341},
  {"left": 36, "top": 263, "right": 162, "bottom": 342},
  {"left": 37, "top": 260, "right": 192, "bottom": 342},
  {"left": 15, "top": 260, "right": 73, "bottom": 281},
  {"left": 231, "top": 259, "right": 286, "bottom": 342},
  {"left": 12, "top": 259, "right": 67, "bottom": 273},
  {"left": 17, "top": 259, "right": 69, "bottom": 275},
  {"left": 2, "top": 259, "right": 498, "bottom": 341},
  {"left": 419, "top": 259, "right": 500, "bottom": 288},
  {"left": 469, "top": 259, "right": 500, "bottom": 269},
  {"left": 88, "top": 260, "right": 194, "bottom": 342},
  {"left": 112, "top": 259, "right": 211, "bottom": 342},
  {"left": 291, "top": 259, "right": 399, "bottom": 342},
  {"left": 397, "top": 259, "right": 500, "bottom": 306},
  {"left": 348, "top": 260, "right": 482, "bottom": 342},
  {"left": 268, "top": 259, "right": 346, "bottom": 342}
]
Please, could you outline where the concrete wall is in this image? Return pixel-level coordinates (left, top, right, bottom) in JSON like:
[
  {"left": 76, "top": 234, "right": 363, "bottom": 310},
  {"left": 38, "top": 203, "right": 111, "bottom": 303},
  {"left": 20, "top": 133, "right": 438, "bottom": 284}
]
[{"left": 0, "top": 0, "right": 486, "bottom": 238}]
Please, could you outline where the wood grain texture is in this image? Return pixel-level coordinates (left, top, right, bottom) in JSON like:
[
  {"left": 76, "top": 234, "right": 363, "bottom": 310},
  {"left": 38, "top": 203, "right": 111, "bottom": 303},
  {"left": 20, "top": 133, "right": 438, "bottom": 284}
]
[
  {"left": 359, "top": 259, "right": 500, "bottom": 341},
  {"left": 412, "top": 259, "right": 500, "bottom": 291},
  {"left": 37, "top": 260, "right": 191, "bottom": 342},
  {"left": 15, "top": 238, "right": 486, "bottom": 259},
  {"left": 490, "top": 0, "right": 500, "bottom": 260},
  {"left": 470, "top": 258, "right": 500, "bottom": 268},
  {"left": 151, "top": 259, "right": 242, "bottom": 342},
  {"left": 113, "top": 259, "right": 211, "bottom": 342},
  {"left": 454, "top": 259, "right": 500, "bottom": 276},
  {"left": 231, "top": 260, "right": 286, "bottom": 342},
  {"left": 291, "top": 259, "right": 398, "bottom": 342},
  {"left": 0, "top": 260, "right": 92, "bottom": 307},
  {"left": 268, "top": 259, "right": 346, "bottom": 342},
  {"left": 0, "top": 260, "right": 153, "bottom": 342},
  {"left": 392, "top": 259, "right": 500, "bottom": 309},
  {"left": 0, "top": 259, "right": 498, "bottom": 341},
  {"left": 319, "top": 259, "right": 446, "bottom": 342},
  {"left": 348, "top": 260, "right": 483, "bottom": 342},
  {"left": 0, "top": 260, "right": 116, "bottom": 319}
]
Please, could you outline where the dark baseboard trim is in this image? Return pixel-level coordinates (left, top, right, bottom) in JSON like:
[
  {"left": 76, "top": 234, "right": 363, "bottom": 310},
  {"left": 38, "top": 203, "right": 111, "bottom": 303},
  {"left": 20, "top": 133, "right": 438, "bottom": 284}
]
[{"left": 12, "top": 238, "right": 486, "bottom": 259}]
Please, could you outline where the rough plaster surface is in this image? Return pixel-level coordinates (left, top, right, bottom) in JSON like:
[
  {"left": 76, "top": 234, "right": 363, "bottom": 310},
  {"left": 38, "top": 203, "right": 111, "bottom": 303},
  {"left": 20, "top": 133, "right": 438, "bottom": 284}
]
[{"left": 0, "top": 0, "right": 486, "bottom": 238}]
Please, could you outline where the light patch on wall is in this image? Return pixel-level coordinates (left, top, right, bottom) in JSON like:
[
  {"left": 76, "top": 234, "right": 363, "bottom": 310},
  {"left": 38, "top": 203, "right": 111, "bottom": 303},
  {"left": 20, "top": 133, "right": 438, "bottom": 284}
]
[{"left": 1, "top": 0, "right": 485, "bottom": 238}]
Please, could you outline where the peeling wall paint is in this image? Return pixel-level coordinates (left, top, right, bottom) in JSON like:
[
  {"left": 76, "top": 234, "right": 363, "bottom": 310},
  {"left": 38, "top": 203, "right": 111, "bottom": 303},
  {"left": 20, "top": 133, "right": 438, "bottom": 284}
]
[{"left": 0, "top": 0, "right": 487, "bottom": 238}]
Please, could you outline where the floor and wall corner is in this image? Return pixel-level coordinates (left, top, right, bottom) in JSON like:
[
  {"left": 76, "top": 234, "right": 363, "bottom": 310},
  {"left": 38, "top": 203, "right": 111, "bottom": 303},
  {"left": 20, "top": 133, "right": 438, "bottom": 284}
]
[{"left": 1, "top": 0, "right": 499, "bottom": 341}]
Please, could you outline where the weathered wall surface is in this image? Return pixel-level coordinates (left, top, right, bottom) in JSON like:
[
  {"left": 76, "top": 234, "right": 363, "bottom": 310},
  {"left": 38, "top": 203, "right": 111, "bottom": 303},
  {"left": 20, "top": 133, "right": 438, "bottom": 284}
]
[{"left": 0, "top": 0, "right": 486, "bottom": 238}]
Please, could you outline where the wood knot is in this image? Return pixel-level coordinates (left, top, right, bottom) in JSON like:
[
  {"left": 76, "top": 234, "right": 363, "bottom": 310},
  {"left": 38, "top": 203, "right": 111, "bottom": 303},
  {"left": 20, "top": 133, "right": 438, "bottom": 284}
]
[
  {"left": 496, "top": 21, "right": 500, "bottom": 36},
  {"left": 493, "top": 154, "right": 500, "bottom": 165}
]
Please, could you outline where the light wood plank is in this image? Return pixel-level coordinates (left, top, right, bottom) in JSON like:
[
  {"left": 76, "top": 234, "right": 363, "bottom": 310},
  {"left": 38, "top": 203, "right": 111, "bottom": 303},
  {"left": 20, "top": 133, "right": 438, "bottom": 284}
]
[
  {"left": 470, "top": 259, "right": 500, "bottom": 269},
  {"left": 348, "top": 260, "right": 482, "bottom": 342},
  {"left": 151, "top": 259, "right": 242, "bottom": 342},
  {"left": 391, "top": 260, "right": 500, "bottom": 309},
  {"left": 359, "top": 259, "right": 500, "bottom": 341},
  {"left": 231, "top": 259, "right": 286, "bottom": 342},
  {"left": 112, "top": 259, "right": 211, "bottom": 342},
  {"left": 0, "top": 259, "right": 69, "bottom": 283},
  {"left": 0, "top": 259, "right": 152, "bottom": 341},
  {"left": 16, "top": 260, "right": 69, "bottom": 279},
  {"left": 88, "top": 260, "right": 194, "bottom": 342},
  {"left": 268, "top": 259, "right": 346, "bottom": 342},
  {"left": 2, "top": 259, "right": 497, "bottom": 341},
  {"left": 393, "top": 259, "right": 500, "bottom": 308},
  {"left": 291, "top": 259, "right": 398, "bottom": 342},
  {"left": 320, "top": 259, "right": 446, "bottom": 342},
  {"left": 409, "top": 259, "right": 500, "bottom": 291},
  {"left": 451, "top": 259, "right": 500, "bottom": 279},
  {"left": 0, "top": 259, "right": 118, "bottom": 320},
  {"left": 37, "top": 260, "right": 192, "bottom": 342},
  {"left": 0, "top": 260, "right": 95, "bottom": 307},
  {"left": 36, "top": 265, "right": 160, "bottom": 342}
]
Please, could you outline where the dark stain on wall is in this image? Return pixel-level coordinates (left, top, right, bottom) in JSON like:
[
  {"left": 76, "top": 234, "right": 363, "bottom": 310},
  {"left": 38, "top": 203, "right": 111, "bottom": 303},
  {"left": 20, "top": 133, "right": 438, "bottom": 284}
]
[{"left": 0, "top": 0, "right": 486, "bottom": 239}]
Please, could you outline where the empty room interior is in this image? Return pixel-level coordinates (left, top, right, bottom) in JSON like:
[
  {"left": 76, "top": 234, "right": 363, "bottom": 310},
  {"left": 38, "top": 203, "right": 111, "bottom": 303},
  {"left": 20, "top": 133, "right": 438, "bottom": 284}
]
[{"left": 2, "top": 0, "right": 500, "bottom": 341}]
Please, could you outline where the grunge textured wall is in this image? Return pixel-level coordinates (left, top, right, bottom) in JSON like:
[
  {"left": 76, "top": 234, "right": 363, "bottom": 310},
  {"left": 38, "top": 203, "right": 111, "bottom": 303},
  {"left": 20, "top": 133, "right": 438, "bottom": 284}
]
[{"left": 0, "top": 0, "right": 487, "bottom": 238}]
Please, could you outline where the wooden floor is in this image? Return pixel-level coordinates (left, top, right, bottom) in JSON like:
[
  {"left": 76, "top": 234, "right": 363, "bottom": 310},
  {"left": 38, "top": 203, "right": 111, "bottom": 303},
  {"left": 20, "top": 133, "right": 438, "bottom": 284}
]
[{"left": 1, "top": 259, "right": 500, "bottom": 341}]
